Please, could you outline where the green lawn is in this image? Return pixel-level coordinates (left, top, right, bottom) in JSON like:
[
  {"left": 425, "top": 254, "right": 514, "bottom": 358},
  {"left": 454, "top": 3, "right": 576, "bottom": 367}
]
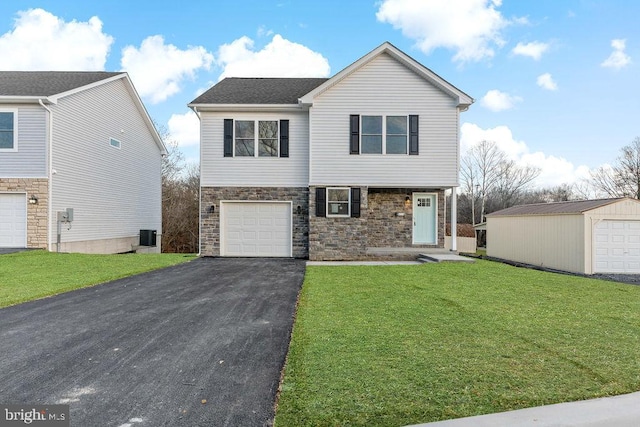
[
  {"left": 0, "top": 251, "right": 195, "bottom": 308},
  {"left": 275, "top": 260, "right": 640, "bottom": 426}
]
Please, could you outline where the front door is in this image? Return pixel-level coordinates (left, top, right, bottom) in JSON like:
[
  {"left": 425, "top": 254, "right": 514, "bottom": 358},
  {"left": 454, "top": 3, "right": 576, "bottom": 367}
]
[{"left": 413, "top": 193, "right": 437, "bottom": 244}]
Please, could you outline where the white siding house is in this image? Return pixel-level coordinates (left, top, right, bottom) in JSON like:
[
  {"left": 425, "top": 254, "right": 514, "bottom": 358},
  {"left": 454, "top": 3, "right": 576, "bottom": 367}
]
[
  {"left": 487, "top": 198, "right": 640, "bottom": 274},
  {"left": 190, "top": 42, "right": 473, "bottom": 260},
  {"left": 0, "top": 72, "right": 165, "bottom": 253}
]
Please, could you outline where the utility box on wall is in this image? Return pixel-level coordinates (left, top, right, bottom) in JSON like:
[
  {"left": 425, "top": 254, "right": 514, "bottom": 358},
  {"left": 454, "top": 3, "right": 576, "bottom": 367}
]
[{"left": 139, "top": 229, "right": 157, "bottom": 247}]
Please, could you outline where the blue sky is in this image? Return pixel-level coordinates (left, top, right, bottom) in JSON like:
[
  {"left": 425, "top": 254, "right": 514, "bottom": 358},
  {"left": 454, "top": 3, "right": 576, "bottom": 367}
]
[{"left": 1, "top": 0, "right": 637, "bottom": 188}]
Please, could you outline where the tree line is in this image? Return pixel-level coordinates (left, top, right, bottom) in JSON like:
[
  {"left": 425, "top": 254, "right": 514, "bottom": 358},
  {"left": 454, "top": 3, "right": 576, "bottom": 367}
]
[{"left": 458, "top": 137, "right": 640, "bottom": 225}]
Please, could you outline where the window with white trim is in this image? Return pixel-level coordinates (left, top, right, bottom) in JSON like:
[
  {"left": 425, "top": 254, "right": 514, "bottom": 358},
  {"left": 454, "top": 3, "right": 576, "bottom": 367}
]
[
  {"left": 234, "top": 120, "right": 279, "bottom": 157},
  {"left": 109, "top": 138, "right": 121, "bottom": 149},
  {"left": 327, "top": 187, "right": 350, "bottom": 217},
  {"left": 0, "top": 110, "right": 17, "bottom": 150},
  {"left": 360, "top": 115, "right": 408, "bottom": 154}
]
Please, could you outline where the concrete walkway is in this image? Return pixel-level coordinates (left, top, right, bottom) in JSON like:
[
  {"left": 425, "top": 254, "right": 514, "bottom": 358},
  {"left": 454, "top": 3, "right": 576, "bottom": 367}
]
[{"left": 409, "top": 392, "right": 640, "bottom": 427}]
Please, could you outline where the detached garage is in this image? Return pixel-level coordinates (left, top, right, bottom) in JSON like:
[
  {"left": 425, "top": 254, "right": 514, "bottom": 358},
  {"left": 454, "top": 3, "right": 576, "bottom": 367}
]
[{"left": 486, "top": 198, "right": 640, "bottom": 275}]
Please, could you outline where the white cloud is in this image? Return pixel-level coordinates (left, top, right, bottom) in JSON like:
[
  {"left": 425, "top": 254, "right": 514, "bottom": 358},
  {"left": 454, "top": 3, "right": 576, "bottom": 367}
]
[
  {"left": 536, "top": 73, "right": 558, "bottom": 91},
  {"left": 216, "top": 34, "right": 330, "bottom": 80},
  {"left": 0, "top": 8, "right": 113, "bottom": 70},
  {"left": 121, "top": 35, "right": 214, "bottom": 104},
  {"left": 257, "top": 25, "right": 274, "bottom": 37},
  {"left": 168, "top": 110, "right": 200, "bottom": 148},
  {"left": 601, "top": 38, "right": 631, "bottom": 69},
  {"left": 376, "top": 0, "right": 514, "bottom": 62},
  {"left": 480, "top": 89, "right": 522, "bottom": 112},
  {"left": 511, "top": 41, "right": 549, "bottom": 60},
  {"left": 461, "top": 122, "right": 591, "bottom": 187}
]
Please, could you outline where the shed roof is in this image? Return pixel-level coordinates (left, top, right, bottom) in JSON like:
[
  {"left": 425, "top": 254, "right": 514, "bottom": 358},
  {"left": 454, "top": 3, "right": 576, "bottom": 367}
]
[
  {"left": 190, "top": 77, "right": 328, "bottom": 105},
  {"left": 0, "top": 71, "right": 123, "bottom": 97},
  {"left": 487, "top": 198, "right": 631, "bottom": 217}
]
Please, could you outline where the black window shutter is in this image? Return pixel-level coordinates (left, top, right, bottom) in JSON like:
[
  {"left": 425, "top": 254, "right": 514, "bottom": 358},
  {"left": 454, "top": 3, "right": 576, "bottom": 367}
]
[
  {"left": 350, "top": 115, "right": 360, "bottom": 155},
  {"left": 351, "top": 188, "right": 361, "bottom": 218},
  {"left": 409, "top": 115, "right": 419, "bottom": 155},
  {"left": 315, "top": 188, "right": 326, "bottom": 217},
  {"left": 223, "top": 119, "right": 233, "bottom": 157},
  {"left": 279, "top": 120, "right": 289, "bottom": 158}
]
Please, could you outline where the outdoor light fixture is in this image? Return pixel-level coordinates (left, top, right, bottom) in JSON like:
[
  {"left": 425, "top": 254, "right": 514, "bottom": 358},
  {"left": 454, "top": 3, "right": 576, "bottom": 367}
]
[
  {"left": 404, "top": 195, "right": 411, "bottom": 209},
  {"left": 297, "top": 205, "right": 302, "bottom": 215},
  {"left": 29, "top": 195, "right": 38, "bottom": 205},
  {"left": 208, "top": 205, "right": 215, "bottom": 213}
]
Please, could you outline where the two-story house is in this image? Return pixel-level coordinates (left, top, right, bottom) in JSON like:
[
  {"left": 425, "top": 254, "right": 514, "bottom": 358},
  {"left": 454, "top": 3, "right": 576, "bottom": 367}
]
[
  {"left": 0, "top": 72, "right": 165, "bottom": 253},
  {"left": 189, "top": 42, "right": 473, "bottom": 260}
]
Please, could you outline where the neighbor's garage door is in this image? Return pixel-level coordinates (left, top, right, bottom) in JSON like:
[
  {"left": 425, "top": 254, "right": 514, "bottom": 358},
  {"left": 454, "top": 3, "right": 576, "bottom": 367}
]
[
  {"left": 221, "top": 202, "right": 291, "bottom": 257},
  {"left": 594, "top": 220, "right": 640, "bottom": 273},
  {"left": 0, "top": 193, "right": 27, "bottom": 248}
]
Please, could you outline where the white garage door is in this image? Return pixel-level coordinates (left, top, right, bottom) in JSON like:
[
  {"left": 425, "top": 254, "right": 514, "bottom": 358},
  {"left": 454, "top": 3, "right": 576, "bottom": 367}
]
[
  {"left": 221, "top": 202, "right": 291, "bottom": 257},
  {"left": 594, "top": 220, "right": 640, "bottom": 273},
  {"left": 0, "top": 193, "right": 27, "bottom": 248}
]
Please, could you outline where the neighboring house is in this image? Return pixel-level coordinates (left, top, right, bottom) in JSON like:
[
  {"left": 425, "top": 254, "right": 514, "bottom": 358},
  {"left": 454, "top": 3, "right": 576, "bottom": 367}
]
[
  {"left": 487, "top": 198, "right": 640, "bottom": 274},
  {"left": 189, "top": 42, "right": 473, "bottom": 260},
  {"left": 0, "top": 72, "right": 165, "bottom": 253}
]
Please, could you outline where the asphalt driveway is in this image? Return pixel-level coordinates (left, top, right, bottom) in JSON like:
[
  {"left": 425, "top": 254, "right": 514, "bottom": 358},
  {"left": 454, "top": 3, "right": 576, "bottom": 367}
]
[{"left": 0, "top": 257, "right": 305, "bottom": 426}]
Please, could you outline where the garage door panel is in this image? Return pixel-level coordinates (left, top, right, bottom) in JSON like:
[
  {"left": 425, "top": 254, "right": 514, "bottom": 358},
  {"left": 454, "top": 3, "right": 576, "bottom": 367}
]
[
  {"left": 0, "top": 194, "right": 27, "bottom": 248},
  {"left": 222, "top": 202, "right": 291, "bottom": 257},
  {"left": 594, "top": 220, "right": 640, "bottom": 273}
]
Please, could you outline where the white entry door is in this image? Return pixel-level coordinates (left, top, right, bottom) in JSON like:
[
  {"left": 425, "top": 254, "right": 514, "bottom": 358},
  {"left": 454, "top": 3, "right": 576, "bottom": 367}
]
[
  {"left": 0, "top": 193, "right": 27, "bottom": 247},
  {"left": 413, "top": 193, "right": 437, "bottom": 244},
  {"left": 594, "top": 220, "right": 640, "bottom": 273},
  {"left": 221, "top": 202, "right": 292, "bottom": 257}
]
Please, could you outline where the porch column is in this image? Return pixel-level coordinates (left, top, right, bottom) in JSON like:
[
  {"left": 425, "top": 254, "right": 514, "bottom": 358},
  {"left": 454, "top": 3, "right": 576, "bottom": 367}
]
[{"left": 450, "top": 187, "right": 457, "bottom": 252}]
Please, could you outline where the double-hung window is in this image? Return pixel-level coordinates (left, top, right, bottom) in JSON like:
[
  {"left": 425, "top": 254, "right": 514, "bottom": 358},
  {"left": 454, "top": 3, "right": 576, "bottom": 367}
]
[
  {"left": 225, "top": 119, "right": 289, "bottom": 158},
  {"left": 327, "top": 187, "right": 350, "bottom": 217},
  {"left": 350, "top": 114, "right": 418, "bottom": 155},
  {"left": 0, "top": 110, "right": 17, "bottom": 150}
]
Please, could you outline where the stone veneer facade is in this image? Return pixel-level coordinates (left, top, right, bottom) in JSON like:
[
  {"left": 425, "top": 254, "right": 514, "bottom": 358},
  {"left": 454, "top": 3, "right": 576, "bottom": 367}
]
[
  {"left": 309, "top": 187, "right": 445, "bottom": 261},
  {"left": 200, "top": 187, "right": 309, "bottom": 258},
  {"left": 0, "top": 178, "right": 49, "bottom": 249},
  {"left": 200, "top": 186, "right": 445, "bottom": 260}
]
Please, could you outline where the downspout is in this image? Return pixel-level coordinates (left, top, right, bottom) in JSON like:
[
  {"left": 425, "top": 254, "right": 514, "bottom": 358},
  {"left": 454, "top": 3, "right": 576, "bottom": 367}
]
[
  {"left": 191, "top": 106, "right": 202, "bottom": 256},
  {"left": 38, "top": 99, "right": 54, "bottom": 252}
]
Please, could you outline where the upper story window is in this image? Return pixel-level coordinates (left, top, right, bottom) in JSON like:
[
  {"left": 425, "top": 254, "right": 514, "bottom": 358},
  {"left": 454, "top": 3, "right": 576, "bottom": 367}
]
[
  {"left": 109, "top": 138, "right": 121, "bottom": 149},
  {"left": 0, "top": 110, "right": 17, "bottom": 151},
  {"left": 350, "top": 114, "right": 418, "bottom": 156},
  {"left": 225, "top": 119, "right": 289, "bottom": 158}
]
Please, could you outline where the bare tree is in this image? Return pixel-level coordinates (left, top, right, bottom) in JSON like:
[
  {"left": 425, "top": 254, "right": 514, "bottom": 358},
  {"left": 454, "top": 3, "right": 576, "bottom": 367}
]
[
  {"left": 589, "top": 137, "right": 640, "bottom": 199},
  {"left": 158, "top": 123, "right": 200, "bottom": 253},
  {"left": 492, "top": 160, "right": 540, "bottom": 209}
]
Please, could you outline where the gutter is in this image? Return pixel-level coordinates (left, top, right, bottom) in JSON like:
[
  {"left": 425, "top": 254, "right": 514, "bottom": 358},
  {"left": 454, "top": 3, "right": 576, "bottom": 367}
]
[{"left": 38, "top": 98, "right": 54, "bottom": 252}]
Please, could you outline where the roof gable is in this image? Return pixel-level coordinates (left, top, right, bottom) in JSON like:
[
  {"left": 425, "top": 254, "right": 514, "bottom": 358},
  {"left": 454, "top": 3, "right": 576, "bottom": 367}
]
[
  {"left": 189, "top": 77, "right": 328, "bottom": 105},
  {"left": 487, "top": 198, "right": 638, "bottom": 217},
  {"left": 299, "top": 42, "right": 473, "bottom": 108}
]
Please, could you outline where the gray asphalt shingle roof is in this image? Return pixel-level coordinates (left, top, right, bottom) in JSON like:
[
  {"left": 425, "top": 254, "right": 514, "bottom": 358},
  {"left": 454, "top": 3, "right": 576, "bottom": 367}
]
[
  {"left": 487, "top": 198, "right": 628, "bottom": 216},
  {"left": 0, "top": 71, "right": 123, "bottom": 97},
  {"left": 190, "top": 77, "right": 329, "bottom": 105}
]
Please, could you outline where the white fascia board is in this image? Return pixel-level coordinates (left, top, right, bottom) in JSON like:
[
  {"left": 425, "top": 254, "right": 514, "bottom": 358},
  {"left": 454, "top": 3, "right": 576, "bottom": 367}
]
[
  {"left": 188, "top": 103, "right": 305, "bottom": 113},
  {"left": 0, "top": 96, "right": 56, "bottom": 105}
]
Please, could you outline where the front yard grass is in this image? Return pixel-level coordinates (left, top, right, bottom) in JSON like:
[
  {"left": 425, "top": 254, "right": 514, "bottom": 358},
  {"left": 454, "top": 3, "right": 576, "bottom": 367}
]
[
  {"left": 0, "top": 251, "right": 195, "bottom": 308},
  {"left": 276, "top": 260, "right": 640, "bottom": 426}
]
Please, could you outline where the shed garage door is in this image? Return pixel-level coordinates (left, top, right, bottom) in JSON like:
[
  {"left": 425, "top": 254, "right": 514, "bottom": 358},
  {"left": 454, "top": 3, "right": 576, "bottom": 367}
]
[
  {"left": 221, "top": 202, "right": 291, "bottom": 257},
  {"left": 0, "top": 193, "right": 27, "bottom": 248},
  {"left": 594, "top": 220, "right": 640, "bottom": 273}
]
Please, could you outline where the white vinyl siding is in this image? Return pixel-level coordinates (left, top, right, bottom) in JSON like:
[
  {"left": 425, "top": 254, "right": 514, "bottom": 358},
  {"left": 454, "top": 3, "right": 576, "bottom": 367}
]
[
  {"left": 0, "top": 105, "right": 47, "bottom": 178},
  {"left": 50, "top": 78, "right": 162, "bottom": 245},
  {"left": 201, "top": 111, "right": 308, "bottom": 187},
  {"left": 309, "top": 52, "right": 459, "bottom": 187}
]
